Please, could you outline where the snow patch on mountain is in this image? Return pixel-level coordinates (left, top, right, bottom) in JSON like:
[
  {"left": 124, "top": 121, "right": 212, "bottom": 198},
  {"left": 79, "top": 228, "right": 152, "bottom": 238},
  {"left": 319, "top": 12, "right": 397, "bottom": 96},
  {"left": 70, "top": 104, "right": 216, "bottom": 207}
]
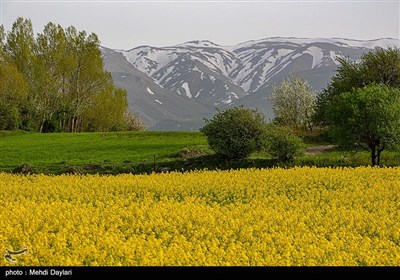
[
  {"left": 181, "top": 82, "right": 192, "bottom": 98},
  {"left": 195, "top": 89, "right": 203, "bottom": 98},
  {"left": 306, "top": 46, "right": 324, "bottom": 68},
  {"left": 175, "top": 40, "right": 223, "bottom": 48},
  {"left": 146, "top": 87, "right": 155, "bottom": 95},
  {"left": 329, "top": 50, "right": 342, "bottom": 65},
  {"left": 233, "top": 37, "right": 399, "bottom": 50}
]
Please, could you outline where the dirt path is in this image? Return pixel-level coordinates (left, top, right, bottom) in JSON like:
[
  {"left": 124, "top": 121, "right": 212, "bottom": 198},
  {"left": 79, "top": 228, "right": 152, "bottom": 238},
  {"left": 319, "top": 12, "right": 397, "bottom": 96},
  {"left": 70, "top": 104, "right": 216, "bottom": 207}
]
[{"left": 305, "top": 145, "right": 336, "bottom": 155}]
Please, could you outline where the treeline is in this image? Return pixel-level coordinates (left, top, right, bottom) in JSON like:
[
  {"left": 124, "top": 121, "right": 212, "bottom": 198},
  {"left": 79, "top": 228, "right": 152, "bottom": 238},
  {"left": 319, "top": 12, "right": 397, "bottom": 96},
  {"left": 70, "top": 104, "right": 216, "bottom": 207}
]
[
  {"left": 0, "top": 17, "right": 146, "bottom": 132},
  {"left": 269, "top": 46, "right": 400, "bottom": 166}
]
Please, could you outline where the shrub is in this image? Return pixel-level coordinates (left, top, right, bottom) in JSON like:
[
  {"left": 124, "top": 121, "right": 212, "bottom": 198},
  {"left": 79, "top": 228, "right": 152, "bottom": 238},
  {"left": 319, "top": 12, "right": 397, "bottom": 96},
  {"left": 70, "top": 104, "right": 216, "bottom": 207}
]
[
  {"left": 125, "top": 112, "right": 147, "bottom": 131},
  {"left": 41, "top": 118, "right": 59, "bottom": 133},
  {"left": 264, "top": 124, "right": 305, "bottom": 162},
  {"left": 0, "top": 106, "right": 19, "bottom": 130},
  {"left": 200, "top": 107, "right": 265, "bottom": 160}
]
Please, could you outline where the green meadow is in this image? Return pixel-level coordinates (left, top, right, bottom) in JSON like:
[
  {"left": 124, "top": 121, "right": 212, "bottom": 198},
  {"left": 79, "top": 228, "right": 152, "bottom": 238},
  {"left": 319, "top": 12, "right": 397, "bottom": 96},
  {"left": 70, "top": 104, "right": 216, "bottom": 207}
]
[{"left": 1, "top": 130, "right": 399, "bottom": 175}]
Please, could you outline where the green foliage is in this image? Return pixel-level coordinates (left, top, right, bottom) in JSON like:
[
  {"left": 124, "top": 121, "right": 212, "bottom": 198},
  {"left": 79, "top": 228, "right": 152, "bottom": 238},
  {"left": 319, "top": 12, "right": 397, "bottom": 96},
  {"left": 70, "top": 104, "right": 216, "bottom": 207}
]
[
  {"left": 270, "top": 74, "right": 316, "bottom": 131},
  {"left": 1, "top": 17, "right": 142, "bottom": 133},
  {"left": 0, "top": 63, "right": 28, "bottom": 122},
  {"left": 82, "top": 87, "right": 129, "bottom": 132},
  {"left": 0, "top": 25, "right": 6, "bottom": 60},
  {"left": 314, "top": 47, "right": 400, "bottom": 125},
  {"left": 263, "top": 124, "right": 305, "bottom": 162},
  {"left": 326, "top": 84, "right": 400, "bottom": 166},
  {"left": 0, "top": 106, "right": 20, "bottom": 130},
  {"left": 362, "top": 47, "right": 400, "bottom": 88},
  {"left": 5, "top": 18, "right": 35, "bottom": 78},
  {"left": 200, "top": 107, "right": 266, "bottom": 160}
]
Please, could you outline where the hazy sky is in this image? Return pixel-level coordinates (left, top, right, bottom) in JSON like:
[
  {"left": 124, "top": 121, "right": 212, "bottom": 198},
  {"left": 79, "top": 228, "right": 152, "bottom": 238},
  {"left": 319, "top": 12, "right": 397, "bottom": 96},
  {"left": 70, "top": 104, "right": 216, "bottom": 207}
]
[{"left": 1, "top": 0, "right": 399, "bottom": 50}]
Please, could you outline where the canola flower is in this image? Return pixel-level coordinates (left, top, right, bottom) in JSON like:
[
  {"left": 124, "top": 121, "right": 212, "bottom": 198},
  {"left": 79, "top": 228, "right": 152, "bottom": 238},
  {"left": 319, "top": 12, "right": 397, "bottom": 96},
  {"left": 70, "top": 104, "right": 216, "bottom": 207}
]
[{"left": 0, "top": 167, "right": 399, "bottom": 266}]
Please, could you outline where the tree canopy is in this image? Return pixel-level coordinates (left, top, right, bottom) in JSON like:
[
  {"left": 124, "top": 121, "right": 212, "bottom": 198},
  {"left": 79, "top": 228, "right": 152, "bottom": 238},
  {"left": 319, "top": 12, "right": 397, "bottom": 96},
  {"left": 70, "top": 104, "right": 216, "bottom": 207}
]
[
  {"left": 0, "top": 17, "right": 144, "bottom": 132},
  {"left": 326, "top": 84, "right": 400, "bottom": 166},
  {"left": 270, "top": 74, "right": 316, "bottom": 131},
  {"left": 314, "top": 47, "right": 400, "bottom": 125},
  {"left": 200, "top": 106, "right": 266, "bottom": 160}
]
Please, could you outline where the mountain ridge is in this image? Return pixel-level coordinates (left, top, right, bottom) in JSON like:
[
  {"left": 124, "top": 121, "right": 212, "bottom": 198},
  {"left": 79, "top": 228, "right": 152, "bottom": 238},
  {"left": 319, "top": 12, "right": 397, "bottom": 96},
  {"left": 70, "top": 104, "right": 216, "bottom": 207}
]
[{"left": 101, "top": 37, "right": 399, "bottom": 130}]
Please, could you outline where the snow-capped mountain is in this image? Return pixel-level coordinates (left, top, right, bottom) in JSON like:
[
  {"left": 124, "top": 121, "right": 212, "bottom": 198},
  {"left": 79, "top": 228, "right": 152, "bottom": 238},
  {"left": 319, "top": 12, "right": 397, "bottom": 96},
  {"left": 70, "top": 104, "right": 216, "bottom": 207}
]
[
  {"left": 121, "top": 40, "right": 246, "bottom": 106},
  {"left": 102, "top": 37, "right": 399, "bottom": 130},
  {"left": 101, "top": 47, "right": 214, "bottom": 130}
]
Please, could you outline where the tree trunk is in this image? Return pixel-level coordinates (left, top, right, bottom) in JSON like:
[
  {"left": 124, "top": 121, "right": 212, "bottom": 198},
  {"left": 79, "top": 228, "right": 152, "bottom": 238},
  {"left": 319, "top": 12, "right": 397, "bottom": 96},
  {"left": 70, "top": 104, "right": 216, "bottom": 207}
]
[
  {"left": 70, "top": 117, "right": 75, "bottom": 133},
  {"left": 377, "top": 146, "right": 384, "bottom": 166},
  {"left": 371, "top": 146, "right": 377, "bottom": 166},
  {"left": 39, "top": 121, "right": 44, "bottom": 133}
]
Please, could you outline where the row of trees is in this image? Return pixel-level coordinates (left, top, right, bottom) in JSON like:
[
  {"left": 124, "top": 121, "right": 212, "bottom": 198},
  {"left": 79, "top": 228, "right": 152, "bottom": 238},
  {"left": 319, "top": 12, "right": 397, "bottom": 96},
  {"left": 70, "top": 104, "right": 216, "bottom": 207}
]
[
  {"left": 268, "top": 46, "right": 400, "bottom": 166},
  {"left": 0, "top": 17, "right": 145, "bottom": 132}
]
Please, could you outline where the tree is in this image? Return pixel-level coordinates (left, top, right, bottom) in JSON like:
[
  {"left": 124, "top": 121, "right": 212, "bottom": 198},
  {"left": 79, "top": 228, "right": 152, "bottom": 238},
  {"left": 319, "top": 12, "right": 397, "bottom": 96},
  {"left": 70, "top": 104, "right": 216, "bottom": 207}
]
[
  {"left": 5, "top": 17, "right": 35, "bottom": 78},
  {"left": 263, "top": 124, "right": 304, "bottom": 162},
  {"left": 2, "top": 17, "right": 134, "bottom": 133},
  {"left": 33, "top": 23, "right": 68, "bottom": 132},
  {"left": 0, "top": 25, "right": 6, "bottom": 60},
  {"left": 200, "top": 106, "right": 266, "bottom": 160},
  {"left": 0, "top": 106, "right": 19, "bottom": 130},
  {"left": 0, "top": 63, "right": 28, "bottom": 106},
  {"left": 326, "top": 84, "right": 400, "bottom": 166},
  {"left": 314, "top": 47, "right": 400, "bottom": 125},
  {"left": 270, "top": 74, "right": 316, "bottom": 131},
  {"left": 82, "top": 87, "right": 129, "bottom": 132},
  {"left": 124, "top": 112, "right": 147, "bottom": 131},
  {"left": 0, "top": 63, "right": 28, "bottom": 130},
  {"left": 4, "top": 18, "right": 39, "bottom": 130},
  {"left": 64, "top": 27, "right": 113, "bottom": 132}
]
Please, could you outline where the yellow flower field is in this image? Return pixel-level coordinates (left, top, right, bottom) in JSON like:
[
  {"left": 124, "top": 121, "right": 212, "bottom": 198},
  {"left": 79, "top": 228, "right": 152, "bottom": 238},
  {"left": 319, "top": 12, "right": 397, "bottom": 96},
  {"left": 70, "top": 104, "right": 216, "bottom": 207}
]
[{"left": 1, "top": 167, "right": 399, "bottom": 266}]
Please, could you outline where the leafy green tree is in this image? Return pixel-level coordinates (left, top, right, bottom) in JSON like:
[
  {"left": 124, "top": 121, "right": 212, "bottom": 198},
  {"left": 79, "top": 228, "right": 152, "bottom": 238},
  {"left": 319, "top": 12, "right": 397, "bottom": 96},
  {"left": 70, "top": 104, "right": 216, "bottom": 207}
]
[
  {"left": 33, "top": 23, "right": 68, "bottom": 132},
  {"left": 0, "top": 106, "right": 19, "bottom": 130},
  {"left": 270, "top": 74, "right": 316, "bottom": 131},
  {"left": 4, "top": 18, "right": 37, "bottom": 130},
  {"left": 65, "top": 27, "right": 113, "bottom": 132},
  {"left": 263, "top": 124, "right": 305, "bottom": 162},
  {"left": 1, "top": 17, "right": 139, "bottom": 133},
  {"left": 82, "top": 87, "right": 129, "bottom": 132},
  {"left": 0, "top": 63, "right": 28, "bottom": 106},
  {"left": 314, "top": 47, "right": 400, "bottom": 125},
  {"left": 200, "top": 106, "right": 266, "bottom": 160},
  {"left": 5, "top": 17, "right": 35, "bottom": 78},
  {"left": 0, "top": 62, "right": 28, "bottom": 130},
  {"left": 326, "top": 84, "right": 400, "bottom": 166}
]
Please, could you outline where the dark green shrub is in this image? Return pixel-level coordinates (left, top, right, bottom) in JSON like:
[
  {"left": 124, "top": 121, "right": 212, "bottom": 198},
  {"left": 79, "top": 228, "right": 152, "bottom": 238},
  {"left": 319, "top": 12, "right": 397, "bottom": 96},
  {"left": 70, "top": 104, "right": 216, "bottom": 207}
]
[
  {"left": 200, "top": 107, "right": 265, "bottom": 160},
  {"left": 41, "top": 118, "right": 59, "bottom": 133},
  {"left": 0, "top": 106, "right": 19, "bottom": 130},
  {"left": 264, "top": 124, "right": 305, "bottom": 162}
]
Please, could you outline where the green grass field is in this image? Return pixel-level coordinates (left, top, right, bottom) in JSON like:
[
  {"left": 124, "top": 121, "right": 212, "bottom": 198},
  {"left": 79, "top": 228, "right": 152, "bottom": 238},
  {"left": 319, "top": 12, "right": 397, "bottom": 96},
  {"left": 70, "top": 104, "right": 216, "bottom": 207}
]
[
  {"left": 1, "top": 130, "right": 399, "bottom": 175},
  {"left": 0, "top": 131, "right": 208, "bottom": 174}
]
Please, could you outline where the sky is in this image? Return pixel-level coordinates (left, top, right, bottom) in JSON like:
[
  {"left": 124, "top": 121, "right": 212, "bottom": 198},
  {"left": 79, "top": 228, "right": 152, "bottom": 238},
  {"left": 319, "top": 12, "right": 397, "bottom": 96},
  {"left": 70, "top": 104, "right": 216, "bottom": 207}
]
[{"left": 1, "top": 0, "right": 399, "bottom": 50}]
